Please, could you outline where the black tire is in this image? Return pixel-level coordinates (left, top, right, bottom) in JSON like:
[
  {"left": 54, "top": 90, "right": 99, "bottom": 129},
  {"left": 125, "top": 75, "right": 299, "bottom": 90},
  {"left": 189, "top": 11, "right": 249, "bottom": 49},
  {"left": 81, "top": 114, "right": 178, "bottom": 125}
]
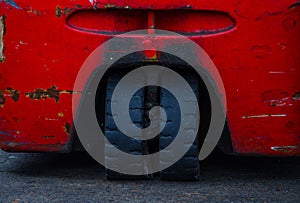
[
  {"left": 104, "top": 71, "right": 146, "bottom": 180},
  {"left": 104, "top": 69, "right": 200, "bottom": 181},
  {"left": 159, "top": 71, "right": 200, "bottom": 181}
]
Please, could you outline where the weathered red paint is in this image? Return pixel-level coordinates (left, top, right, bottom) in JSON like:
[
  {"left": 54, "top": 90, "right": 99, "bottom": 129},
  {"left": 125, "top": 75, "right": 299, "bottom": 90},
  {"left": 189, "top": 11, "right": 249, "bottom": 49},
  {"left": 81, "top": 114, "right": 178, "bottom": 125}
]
[{"left": 0, "top": 0, "right": 299, "bottom": 155}]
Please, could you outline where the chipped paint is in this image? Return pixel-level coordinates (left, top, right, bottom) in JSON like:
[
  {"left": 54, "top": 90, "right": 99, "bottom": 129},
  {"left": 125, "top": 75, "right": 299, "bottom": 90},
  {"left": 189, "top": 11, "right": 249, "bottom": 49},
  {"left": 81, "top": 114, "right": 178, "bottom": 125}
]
[
  {"left": 45, "top": 118, "right": 59, "bottom": 121},
  {"left": 103, "top": 4, "right": 131, "bottom": 9},
  {"left": 0, "top": 16, "right": 5, "bottom": 63},
  {"left": 56, "top": 5, "right": 82, "bottom": 18},
  {"left": 271, "top": 145, "right": 299, "bottom": 153},
  {"left": 242, "top": 114, "right": 287, "bottom": 119},
  {"left": 25, "top": 86, "right": 73, "bottom": 103},
  {"left": 19, "top": 41, "right": 28, "bottom": 45},
  {"left": 55, "top": 6, "right": 62, "bottom": 17},
  {"left": 58, "top": 112, "right": 64, "bottom": 117},
  {"left": 64, "top": 122, "right": 71, "bottom": 134},
  {"left": 261, "top": 89, "right": 289, "bottom": 106},
  {"left": 27, "top": 8, "right": 41, "bottom": 16},
  {"left": 289, "top": 1, "right": 300, "bottom": 9},
  {"left": 0, "top": 87, "right": 78, "bottom": 106},
  {"left": 292, "top": 92, "right": 300, "bottom": 101},
  {"left": 0, "top": 87, "right": 20, "bottom": 106},
  {"left": 6, "top": 87, "right": 20, "bottom": 101},
  {"left": 104, "top": 4, "right": 119, "bottom": 9},
  {"left": 0, "top": 93, "right": 4, "bottom": 106},
  {"left": 1, "top": 0, "right": 21, "bottom": 9}
]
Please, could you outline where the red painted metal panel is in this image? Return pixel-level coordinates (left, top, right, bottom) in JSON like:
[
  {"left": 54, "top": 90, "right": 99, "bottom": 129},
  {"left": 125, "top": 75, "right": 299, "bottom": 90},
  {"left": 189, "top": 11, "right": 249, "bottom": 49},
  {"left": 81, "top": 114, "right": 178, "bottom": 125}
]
[{"left": 0, "top": 0, "right": 299, "bottom": 155}]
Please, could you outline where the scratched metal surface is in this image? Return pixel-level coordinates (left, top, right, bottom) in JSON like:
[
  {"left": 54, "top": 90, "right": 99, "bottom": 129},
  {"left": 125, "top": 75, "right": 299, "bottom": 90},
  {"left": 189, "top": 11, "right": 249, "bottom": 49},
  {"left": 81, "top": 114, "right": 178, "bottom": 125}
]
[{"left": 0, "top": 0, "right": 299, "bottom": 155}]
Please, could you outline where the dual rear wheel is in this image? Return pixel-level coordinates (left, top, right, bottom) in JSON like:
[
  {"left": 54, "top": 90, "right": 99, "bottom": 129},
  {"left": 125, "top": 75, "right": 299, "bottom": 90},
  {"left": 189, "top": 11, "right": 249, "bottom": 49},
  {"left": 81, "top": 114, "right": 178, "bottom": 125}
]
[{"left": 102, "top": 69, "right": 201, "bottom": 181}]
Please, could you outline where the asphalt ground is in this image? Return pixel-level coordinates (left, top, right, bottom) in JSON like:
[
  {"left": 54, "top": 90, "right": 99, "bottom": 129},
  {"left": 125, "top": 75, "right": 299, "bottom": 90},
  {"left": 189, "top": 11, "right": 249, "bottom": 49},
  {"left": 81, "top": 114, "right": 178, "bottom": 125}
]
[{"left": 0, "top": 149, "right": 299, "bottom": 202}]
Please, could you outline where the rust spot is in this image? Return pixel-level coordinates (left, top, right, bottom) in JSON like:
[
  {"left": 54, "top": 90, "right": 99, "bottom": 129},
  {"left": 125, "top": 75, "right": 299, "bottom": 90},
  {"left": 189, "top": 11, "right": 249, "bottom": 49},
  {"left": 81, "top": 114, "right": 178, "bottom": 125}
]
[
  {"left": 6, "top": 87, "right": 20, "bottom": 101},
  {"left": 56, "top": 6, "right": 62, "bottom": 17},
  {"left": 64, "top": 122, "right": 71, "bottom": 134},
  {"left": 0, "top": 15, "right": 6, "bottom": 63},
  {"left": 103, "top": 4, "right": 132, "bottom": 9},
  {"left": 62, "top": 7, "right": 75, "bottom": 16},
  {"left": 25, "top": 86, "right": 73, "bottom": 103},
  {"left": 0, "top": 87, "right": 20, "bottom": 106},
  {"left": 282, "top": 17, "right": 297, "bottom": 31},
  {"left": 250, "top": 45, "right": 272, "bottom": 59},
  {"left": 261, "top": 89, "right": 289, "bottom": 106},
  {"left": 29, "top": 9, "right": 41, "bottom": 16},
  {"left": 26, "top": 86, "right": 59, "bottom": 102},
  {"left": 56, "top": 5, "right": 82, "bottom": 17},
  {"left": 293, "top": 92, "right": 300, "bottom": 101},
  {"left": 104, "top": 4, "right": 121, "bottom": 9}
]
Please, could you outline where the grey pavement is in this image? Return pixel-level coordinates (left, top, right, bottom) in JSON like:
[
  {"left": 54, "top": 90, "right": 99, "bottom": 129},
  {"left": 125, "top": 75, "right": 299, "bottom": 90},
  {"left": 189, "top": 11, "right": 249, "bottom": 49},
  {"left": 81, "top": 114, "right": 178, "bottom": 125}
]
[{"left": 0, "top": 150, "right": 299, "bottom": 202}]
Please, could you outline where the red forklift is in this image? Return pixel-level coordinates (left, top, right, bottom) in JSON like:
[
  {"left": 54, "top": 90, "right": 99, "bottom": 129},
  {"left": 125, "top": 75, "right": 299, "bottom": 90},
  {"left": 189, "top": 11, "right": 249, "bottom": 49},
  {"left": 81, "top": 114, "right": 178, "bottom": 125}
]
[{"left": 0, "top": 0, "right": 299, "bottom": 180}]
